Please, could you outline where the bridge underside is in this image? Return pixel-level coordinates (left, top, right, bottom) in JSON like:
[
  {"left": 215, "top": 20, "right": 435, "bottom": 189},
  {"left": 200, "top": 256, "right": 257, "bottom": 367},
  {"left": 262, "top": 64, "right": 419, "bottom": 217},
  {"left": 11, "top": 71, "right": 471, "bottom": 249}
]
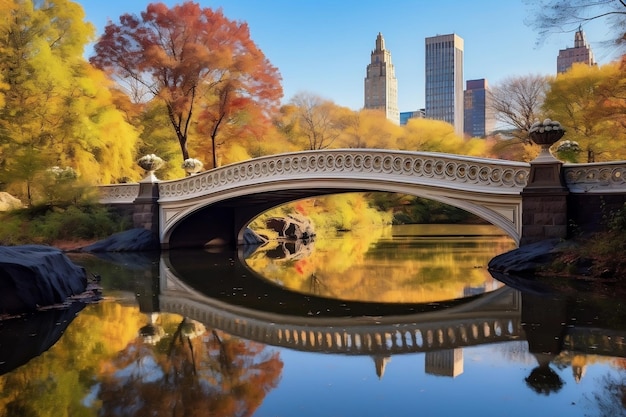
[
  {"left": 163, "top": 183, "right": 521, "bottom": 249},
  {"left": 166, "top": 188, "right": 358, "bottom": 249}
]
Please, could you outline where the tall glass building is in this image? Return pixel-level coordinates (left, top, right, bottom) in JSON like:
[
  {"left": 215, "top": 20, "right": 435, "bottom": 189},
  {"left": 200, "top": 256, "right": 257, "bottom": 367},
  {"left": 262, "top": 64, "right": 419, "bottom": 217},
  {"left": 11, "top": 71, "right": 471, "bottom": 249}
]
[
  {"left": 425, "top": 34, "right": 464, "bottom": 136},
  {"left": 464, "top": 79, "right": 494, "bottom": 138},
  {"left": 364, "top": 33, "right": 399, "bottom": 125}
]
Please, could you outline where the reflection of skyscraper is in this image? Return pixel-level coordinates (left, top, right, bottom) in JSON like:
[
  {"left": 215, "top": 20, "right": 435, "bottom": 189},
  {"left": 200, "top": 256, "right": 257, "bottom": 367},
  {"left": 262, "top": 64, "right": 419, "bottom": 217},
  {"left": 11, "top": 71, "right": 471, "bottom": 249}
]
[
  {"left": 425, "top": 33, "right": 464, "bottom": 136},
  {"left": 364, "top": 32, "right": 399, "bottom": 125},
  {"left": 557, "top": 26, "right": 596, "bottom": 73},
  {"left": 372, "top": 355, "right": 391, "bottom": 379},
  {"left": 425, "top": 349, "right": 463, "bottom": 377}
]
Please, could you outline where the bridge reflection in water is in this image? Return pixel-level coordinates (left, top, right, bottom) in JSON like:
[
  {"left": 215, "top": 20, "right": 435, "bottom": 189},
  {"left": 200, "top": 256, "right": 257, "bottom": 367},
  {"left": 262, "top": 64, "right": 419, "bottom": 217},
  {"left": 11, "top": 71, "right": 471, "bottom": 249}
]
[{"left": 154, "top": 249, "right": 626, "bottom": 379}]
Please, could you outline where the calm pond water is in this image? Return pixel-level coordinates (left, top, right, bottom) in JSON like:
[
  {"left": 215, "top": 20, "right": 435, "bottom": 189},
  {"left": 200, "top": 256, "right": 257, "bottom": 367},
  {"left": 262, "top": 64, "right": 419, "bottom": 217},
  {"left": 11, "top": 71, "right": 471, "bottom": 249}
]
[{"left": 1, "top": 224, "right": 626, "bottom": 417}]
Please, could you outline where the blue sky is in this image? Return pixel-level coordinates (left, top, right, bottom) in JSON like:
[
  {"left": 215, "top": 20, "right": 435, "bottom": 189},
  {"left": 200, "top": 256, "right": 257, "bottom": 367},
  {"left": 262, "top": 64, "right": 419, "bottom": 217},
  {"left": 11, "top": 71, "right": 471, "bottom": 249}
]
[{"left": 77, "top": 0, "right": 621, "bottom": 112}]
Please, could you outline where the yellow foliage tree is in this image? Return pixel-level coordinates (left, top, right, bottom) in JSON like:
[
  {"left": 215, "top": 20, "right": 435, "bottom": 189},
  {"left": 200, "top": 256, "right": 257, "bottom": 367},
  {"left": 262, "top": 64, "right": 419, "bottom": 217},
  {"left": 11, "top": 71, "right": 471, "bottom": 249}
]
[
  {"left": 340, "top": 109, "right": 402, "bottom": 149},
  {"left": 397, "top": 118, "right": 489, "bottom": 156},
  {"left": 544, "top": 61, "right": 626, "bottom": 162},
  {"left": 279, "top": 92, "right": 352, "bottom": 150},
  {"left": 0, "top": 0, "right": 140, "bottom": 204}
]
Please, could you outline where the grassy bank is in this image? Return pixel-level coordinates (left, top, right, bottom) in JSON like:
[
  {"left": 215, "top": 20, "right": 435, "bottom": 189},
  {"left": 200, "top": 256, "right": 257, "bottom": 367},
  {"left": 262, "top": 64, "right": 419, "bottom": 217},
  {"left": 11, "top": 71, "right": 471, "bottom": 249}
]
[{"left": 0, "top": 204, "right": 131, "bottom": 249}]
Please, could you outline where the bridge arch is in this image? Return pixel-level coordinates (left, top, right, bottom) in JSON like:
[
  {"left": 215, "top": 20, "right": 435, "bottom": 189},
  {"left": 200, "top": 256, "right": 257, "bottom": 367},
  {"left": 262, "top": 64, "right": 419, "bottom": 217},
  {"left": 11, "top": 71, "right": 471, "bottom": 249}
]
[{"left": 156, "top": 150, "right": 529, "bottom": 248}]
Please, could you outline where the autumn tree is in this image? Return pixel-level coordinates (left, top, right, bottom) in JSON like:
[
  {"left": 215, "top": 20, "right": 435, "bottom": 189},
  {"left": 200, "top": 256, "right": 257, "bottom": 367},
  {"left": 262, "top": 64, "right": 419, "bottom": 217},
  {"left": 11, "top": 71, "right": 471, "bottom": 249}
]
[
  {"left": 280, "top": 92, "right": 351, "bottom": 150},
  {"left": 543, "top": 61, "right": 626, "bottom": 162},
  {"left": 0, "top": 0, "right": 140, "bottom": 204},
  {"left": 340, "top": 109, "right": 401, "bottom": 149},
  {"left": 91, "top": 1, "right": 283, "bottom": 169},
  {"left": 489, "top": 74, "right": 551, "bottom": 143},
  {"left": 396, "top": 117, "right": 489, "bottom": 156}
]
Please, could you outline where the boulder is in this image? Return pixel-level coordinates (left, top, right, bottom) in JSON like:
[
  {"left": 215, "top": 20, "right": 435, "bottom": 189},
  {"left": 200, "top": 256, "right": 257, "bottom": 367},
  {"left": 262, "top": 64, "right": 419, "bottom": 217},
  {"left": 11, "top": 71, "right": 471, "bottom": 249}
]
[
  {"left": 265, "top": 214, "right": 315, "bottom": 240},
  {"left": 487, "top": 238, "right": 563, "bottom": 275},
  {"left": 0, "top": 192, "right": 22, "bottom": 211},
  {"left": 80, "top": 228, "right": 160, "bottom": 252},
  {"left": 0, "top": 245, "right": 87, "bottom": 314}
]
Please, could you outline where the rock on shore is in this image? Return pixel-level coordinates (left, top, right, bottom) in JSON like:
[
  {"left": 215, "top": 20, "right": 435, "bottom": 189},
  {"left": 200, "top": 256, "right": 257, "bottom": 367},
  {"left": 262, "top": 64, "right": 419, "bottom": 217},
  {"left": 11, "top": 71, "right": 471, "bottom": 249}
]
[
  {"left": 487, "top": 238, "right": 564, "bottom": 275},
  {"left": 0, "top": 245, "right": 87, "bottom": 314},
  {"left": 80, "top": 228, "right": 160, "bottom": 252}
]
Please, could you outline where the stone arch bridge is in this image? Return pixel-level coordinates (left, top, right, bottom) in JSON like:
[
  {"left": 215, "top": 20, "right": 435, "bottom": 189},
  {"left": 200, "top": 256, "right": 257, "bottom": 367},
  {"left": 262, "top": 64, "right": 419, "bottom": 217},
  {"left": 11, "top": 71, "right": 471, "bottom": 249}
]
[{"left": 99, "top": 149, "right": 626, "bottom": 249}]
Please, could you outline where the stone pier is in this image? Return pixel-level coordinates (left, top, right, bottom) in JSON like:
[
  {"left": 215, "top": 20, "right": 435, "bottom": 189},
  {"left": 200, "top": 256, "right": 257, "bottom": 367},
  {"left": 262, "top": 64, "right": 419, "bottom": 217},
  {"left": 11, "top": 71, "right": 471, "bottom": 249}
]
[
  {"left": 133, "top": 173, "right": 160, "bottom": 236},
  {"left": 520, "top": 152, "right": 569, "bottom": 246}
]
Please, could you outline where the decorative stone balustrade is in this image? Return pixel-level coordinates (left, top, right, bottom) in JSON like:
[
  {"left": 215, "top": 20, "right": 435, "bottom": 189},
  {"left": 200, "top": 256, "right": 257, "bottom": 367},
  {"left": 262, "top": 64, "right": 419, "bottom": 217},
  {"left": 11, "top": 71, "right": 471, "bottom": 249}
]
[
  {"left": 98, "top": 183, "right": 140, "bottom": 204},
  {"left": 157, "top": 150, "right": 530, "bottom": 201},
  {"left": 564, "top": 161, "right": 626, "bottom": 193}
]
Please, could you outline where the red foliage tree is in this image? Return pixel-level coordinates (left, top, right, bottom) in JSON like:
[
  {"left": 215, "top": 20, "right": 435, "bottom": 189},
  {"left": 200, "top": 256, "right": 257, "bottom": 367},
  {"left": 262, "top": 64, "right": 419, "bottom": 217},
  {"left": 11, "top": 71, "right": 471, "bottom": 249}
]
[{"left": 90, "top": 1, "right": 282, "bottom": 167}]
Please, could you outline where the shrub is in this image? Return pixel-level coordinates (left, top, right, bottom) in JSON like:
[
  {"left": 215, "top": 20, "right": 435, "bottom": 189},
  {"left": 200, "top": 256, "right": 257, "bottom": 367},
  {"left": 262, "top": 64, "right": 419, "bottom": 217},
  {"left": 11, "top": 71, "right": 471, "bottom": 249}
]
[{"left": 0, "top": 204, "right": 131, "bottom": 246}]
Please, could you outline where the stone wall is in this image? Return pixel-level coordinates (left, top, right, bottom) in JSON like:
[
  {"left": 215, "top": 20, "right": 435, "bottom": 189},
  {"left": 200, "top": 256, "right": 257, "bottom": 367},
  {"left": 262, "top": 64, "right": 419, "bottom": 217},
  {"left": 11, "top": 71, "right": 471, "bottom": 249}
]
[
  {"left": 520, "top": 191, "right": 568, "bottom": 245},
  {"left": 568, "top": 193, "right": 626, "bottom": 235}
]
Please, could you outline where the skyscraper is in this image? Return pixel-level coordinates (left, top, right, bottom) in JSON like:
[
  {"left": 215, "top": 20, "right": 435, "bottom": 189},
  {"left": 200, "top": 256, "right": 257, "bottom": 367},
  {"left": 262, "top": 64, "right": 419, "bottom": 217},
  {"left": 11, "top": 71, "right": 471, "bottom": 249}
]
[
  {"left": 425, "top": 33, "right": 464, "bottom": 136},
  {"left": 557, "top": 26, "right": 596, "bottom": 73},
  {"left": 364, "top": 32, "right": 399, "bottom": 125},
  {"left": 464, "top": 79, "right": 495, "bottom": 138}
]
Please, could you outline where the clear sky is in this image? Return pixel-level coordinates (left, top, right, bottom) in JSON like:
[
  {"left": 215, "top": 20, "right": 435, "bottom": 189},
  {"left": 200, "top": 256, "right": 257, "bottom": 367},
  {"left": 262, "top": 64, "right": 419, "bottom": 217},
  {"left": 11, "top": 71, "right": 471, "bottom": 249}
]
[{"left": 77, "top": 0, "right": 621, "bottom": 112}]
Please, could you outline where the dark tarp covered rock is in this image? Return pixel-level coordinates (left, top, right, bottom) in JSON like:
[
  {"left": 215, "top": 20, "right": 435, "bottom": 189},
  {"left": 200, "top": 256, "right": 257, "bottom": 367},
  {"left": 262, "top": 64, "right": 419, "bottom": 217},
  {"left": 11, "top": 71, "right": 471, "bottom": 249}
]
[
  {"left": 0, "top": 245, "right": 87, "bottom": 314},
  {"left": 487, "top": 238, "right": 562, "bottom": 275},
  {"left": 80, "top": 228, "right": 160, "bottom": 252}
]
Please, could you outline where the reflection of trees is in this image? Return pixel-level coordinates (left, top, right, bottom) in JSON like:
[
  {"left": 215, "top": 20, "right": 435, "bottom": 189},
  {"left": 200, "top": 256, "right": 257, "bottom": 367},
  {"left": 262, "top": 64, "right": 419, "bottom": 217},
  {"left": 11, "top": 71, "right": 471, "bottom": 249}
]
[
  {"left": 247, "top": 227, "right": 513, "bottom": 303},
  {"left": 525, "top": 354, "right": 564, "bottom": 395},
  {"left": 591, "top": 359, "right": 626, "bottom": 417},
  {"left": 97, "top": 318, "right": 283, "bottom": 417}
]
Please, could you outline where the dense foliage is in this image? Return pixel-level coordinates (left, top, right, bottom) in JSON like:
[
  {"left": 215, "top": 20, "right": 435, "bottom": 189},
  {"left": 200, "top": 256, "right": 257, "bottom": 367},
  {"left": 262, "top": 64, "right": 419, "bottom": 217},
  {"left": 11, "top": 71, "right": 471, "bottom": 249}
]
[{"left": 0, "top": 204, "right": 130, "bottom": 246}]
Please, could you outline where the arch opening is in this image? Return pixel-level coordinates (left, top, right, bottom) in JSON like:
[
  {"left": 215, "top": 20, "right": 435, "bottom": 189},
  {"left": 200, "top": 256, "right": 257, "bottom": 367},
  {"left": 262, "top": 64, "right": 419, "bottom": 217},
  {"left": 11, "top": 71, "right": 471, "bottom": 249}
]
[{"left": 164, "top": 188, "right": 519, "bottom": 250}]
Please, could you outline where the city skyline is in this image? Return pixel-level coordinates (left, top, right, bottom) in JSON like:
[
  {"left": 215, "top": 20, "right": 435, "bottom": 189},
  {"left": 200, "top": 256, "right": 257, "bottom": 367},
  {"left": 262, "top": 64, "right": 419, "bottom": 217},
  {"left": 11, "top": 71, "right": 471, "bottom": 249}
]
[{"left": 77, "top": 0, "right": 620, "bottom": 112}]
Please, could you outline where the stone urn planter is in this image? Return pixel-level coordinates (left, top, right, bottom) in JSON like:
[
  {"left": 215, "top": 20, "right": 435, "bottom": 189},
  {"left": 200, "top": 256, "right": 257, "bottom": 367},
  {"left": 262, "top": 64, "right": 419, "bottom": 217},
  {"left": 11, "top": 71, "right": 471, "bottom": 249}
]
[
  {"left": 528, "top": 119, "right": 565, "bottom": 161},
  {"left": 137, "top": 154, "right": 165, "bottom": 182},
  {"left": 182, "top": 158, "right": 204, "bottom": 175}
]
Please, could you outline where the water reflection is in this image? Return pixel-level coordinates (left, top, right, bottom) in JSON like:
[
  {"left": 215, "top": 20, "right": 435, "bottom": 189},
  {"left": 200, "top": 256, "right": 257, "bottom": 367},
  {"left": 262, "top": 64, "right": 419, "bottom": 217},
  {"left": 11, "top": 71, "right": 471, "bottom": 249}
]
[
  {"left": 245, "top": 224, "right": 516, "bottom": 303},
  {"left": 1, "top": 225, "right": 626, "bottom": 416}
]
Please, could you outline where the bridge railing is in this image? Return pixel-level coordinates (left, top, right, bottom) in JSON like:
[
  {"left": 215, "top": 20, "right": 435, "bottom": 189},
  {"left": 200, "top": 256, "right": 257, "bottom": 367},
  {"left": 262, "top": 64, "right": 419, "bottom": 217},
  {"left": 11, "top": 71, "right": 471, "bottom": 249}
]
[
  {"left": 156, "top": 150, "right": 531, "bottom": 201},
  {"left": 564, "top": 161, "right": 626, "bottom": 193},
  {"left": 96, "top": 152, "right": 626, "bottom": 205},
  {"left": 98, "top": 183, "right": 140, "bottom": 204}
]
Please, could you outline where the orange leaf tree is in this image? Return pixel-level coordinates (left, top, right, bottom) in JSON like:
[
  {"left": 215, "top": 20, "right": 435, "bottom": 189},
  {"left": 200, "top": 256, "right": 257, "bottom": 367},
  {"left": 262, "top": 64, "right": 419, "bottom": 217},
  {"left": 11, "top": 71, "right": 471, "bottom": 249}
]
[{"left": 90, "top": 1, "right": 283, "bottom": 168}]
